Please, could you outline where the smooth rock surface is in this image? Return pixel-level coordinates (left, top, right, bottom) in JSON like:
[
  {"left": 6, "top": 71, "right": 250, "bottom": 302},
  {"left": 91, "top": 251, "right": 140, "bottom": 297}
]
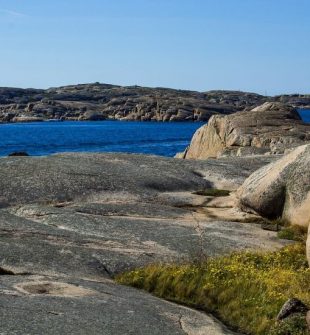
[
  {"left": 180, "top": 102, "right": 310, "bottom": 159},
  {"left": 0, "top": 275, "right": 238, "bottom": 335},
  {"left": 0, "top": 152, "right": 286, "bottom": 334},
  {"left": 237, "top": 144, "right": 310, "bottom": 226}
]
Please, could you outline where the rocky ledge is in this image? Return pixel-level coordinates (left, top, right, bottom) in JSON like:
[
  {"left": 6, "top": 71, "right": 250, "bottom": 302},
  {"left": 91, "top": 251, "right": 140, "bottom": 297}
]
[
  {"left": 0, "top": 145, "right": 309, "bottom": 334},
  {"left": 0, "top": 152, "right": 286, "bottom": 334},
  {"left": 0, "top": 83, "right": 310, "bottom": 122},
  {"left": 178, "top": 102, "right": 310, "bottom": 158}
]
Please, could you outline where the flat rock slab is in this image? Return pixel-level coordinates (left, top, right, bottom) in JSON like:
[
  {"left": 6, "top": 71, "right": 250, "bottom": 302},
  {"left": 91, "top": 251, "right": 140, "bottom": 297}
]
[
  {"left": 0, "top": 202, "right": 285, "bottom": 279},
  {"left": 0, "top": 153, "right": 278, "bottom": 206},
  {"left": 0, "top": 275, "right": 238, "bottom": 335},
  {"left": 0, "top": 153, "right": 284, "bottom": 334}
]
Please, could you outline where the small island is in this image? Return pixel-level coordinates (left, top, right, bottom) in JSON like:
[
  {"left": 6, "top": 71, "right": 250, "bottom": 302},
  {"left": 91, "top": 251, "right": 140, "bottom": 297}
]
[{"left": 0, "top": 84, "right": 310, "bottom": 123}]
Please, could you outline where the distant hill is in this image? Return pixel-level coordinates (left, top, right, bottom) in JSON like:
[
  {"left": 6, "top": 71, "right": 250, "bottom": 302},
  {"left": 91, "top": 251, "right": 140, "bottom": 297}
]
[{"left": 0, "top": 83, "right": 309, "bottom": 122}]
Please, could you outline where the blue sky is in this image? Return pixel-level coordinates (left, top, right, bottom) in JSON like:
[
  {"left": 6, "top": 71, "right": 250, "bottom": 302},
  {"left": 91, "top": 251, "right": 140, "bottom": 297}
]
[{"left": 0, "top": 0, "right": 309, "bottom": 95}]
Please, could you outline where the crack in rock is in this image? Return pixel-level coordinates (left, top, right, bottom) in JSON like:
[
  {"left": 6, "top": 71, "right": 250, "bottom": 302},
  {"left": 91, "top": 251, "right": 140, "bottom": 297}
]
[{"left": 178, "top": 314, "right": 189, "bottom": 335}]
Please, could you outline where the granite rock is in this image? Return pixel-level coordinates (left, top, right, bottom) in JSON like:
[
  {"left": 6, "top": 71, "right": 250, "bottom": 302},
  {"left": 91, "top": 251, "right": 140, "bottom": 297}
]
[
  {"left": 180, "top": 102, "right": 310, "bottom": 159},
  {"left": 0, "top": 152, "right": 286, "bottom": 334},
  {"left": 1, "top": 83, "right": 309, "bottom": 123},
  {"left": 237, "top": 144, "right": 310, "bottom": 227}
]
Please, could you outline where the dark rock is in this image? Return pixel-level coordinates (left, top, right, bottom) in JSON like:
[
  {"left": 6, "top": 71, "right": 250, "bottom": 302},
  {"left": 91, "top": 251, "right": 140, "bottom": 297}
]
[
  {"left": 277, "top": 298, "right": 309, "bottom": 320},
  {"left": 8, "top": 151, "right": 29, "bottom": 156},
  {"left": 261, "top": 222, "right": 280, "bottom": 232}
]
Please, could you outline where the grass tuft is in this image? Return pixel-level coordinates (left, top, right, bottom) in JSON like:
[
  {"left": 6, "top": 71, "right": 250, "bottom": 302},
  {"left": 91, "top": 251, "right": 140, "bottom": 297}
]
[
  {"left": 278, "top": 225, "right": 308, "bottom": 242},
  {"left": 116, "top": 243, "right": 310, "bottom": 335}
]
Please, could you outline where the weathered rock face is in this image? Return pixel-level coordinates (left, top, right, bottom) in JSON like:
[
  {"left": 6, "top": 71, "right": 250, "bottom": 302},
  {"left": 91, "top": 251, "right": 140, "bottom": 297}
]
[
  {"left": 0, "top": 83, "right": 309, "bottom": 123},
  {"left": 236, "top": 144, "right": 310, "bottom": 227},
  {"left": 180, "top": 102, "right": 310, "bottom": 159},
  {"left": 0, "top": 152, "right": 283, "bottom": 334}
]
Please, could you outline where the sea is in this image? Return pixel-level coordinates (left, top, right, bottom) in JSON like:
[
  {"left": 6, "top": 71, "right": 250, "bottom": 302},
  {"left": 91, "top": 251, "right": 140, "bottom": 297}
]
[{"left": 0, "top": 109, "right": 309, "bottom": 158}]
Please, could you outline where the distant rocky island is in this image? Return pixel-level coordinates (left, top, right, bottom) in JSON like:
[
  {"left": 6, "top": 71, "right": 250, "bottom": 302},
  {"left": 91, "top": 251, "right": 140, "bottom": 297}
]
[{"left": 0, "top": 83, "right": 310, "bottom": 122}]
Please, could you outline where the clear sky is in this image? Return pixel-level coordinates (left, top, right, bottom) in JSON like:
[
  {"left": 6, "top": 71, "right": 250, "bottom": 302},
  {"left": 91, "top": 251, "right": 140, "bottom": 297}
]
[{"left": 0, "top": 0, "right": 309, "bottom": 95}]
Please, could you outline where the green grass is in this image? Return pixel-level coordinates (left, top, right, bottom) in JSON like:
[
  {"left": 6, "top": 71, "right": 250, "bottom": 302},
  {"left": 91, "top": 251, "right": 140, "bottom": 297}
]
[
  {"left": 270, "top": 313, "right": 309, "bottom": 335},
  {"left": 194, "top": 188, "right": 231, "bottom": 197},
  {"left": 260, "top": 219, "right": 308, "bottom": 242},
  {"left": 116, "top": 244, "right": 310, "bottom": 335},
  {"left": 278, "top": 225, "right": 308, "bottom": 242}
]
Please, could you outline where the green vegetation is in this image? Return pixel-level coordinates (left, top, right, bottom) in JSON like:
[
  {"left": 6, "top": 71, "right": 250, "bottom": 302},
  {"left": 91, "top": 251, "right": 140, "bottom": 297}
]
[
  {"left": 117, "top": 244, "right": 310, "bottom": 335},
  {"left": 278, "top": 225, "right": 308, "bottom": 242},
  {"left": 260, "top": 218, "right": 308, "bottom": 242},
  {"left": 270, "top": 314, "right": 309, "bottom": 335},
  {"left": 194, "top": 188, "right": 231, "bottom": 197}
]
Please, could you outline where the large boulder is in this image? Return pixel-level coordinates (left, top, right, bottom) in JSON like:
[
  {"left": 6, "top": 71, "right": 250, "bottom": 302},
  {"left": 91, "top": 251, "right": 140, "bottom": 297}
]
[
  {"left": 180, "top": 102, "right": 310, "bottom": 159},
  {"left": 236, "top": 144, "right": 310, "bottom": 227}
]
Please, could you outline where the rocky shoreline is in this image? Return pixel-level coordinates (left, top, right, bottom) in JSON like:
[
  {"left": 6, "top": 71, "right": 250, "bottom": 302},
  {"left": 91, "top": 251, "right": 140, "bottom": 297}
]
[
  {"left": 0, "top": 83, "right": 310, "bottom": 123},
  {"left": 0, "top": 99, "right": 309, "bottom": 334}
]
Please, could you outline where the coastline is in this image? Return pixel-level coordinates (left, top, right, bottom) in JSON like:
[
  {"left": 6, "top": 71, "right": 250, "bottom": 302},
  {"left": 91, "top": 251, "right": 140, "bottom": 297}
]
[{"left": 1, "top": 83, "right": 310, "bottom": 123}]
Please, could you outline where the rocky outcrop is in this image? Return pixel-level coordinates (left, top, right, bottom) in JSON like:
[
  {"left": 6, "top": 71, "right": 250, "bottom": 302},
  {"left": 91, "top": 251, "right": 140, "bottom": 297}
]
[
  {"left": 0, "top": 152, "right": 284, "bottom": 334},
  {"left": 12, "top": 115, "right": 44, "bottom": 122},
  {"left": 180, "top": 102, "right": 310, "bottom": 159},
  {"left": 236, "top": 144, "right": 310, "bottom": 227},
  {"left": 0, "top": 153, "right": 284, "bottom": 275},
  {"left": 0, "top": 83, "right": 309, "bottom": 123},
  {"left": 0, "top": 85, "right": 263, "bottom": 123},
  {"left": 277, "top": 298, "right": 309, "bottom": 320}
]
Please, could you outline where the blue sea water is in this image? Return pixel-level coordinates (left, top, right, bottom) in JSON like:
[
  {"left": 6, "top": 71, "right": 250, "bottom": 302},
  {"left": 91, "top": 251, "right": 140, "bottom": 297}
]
[
  {"left": 299, "top": 109, "right": 310, "bottom": 123},
  {"left": 0, "top": 109, "right": 308, "bottom": 157},
  {"left": 0, "top": 121, "right": 204, "bottom": 157}
]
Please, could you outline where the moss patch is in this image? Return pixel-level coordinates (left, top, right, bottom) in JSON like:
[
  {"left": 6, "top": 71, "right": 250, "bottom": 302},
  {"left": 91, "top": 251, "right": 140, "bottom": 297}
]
[{"left": 116, "top": 244, "right": 310, "bottom": 335}]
